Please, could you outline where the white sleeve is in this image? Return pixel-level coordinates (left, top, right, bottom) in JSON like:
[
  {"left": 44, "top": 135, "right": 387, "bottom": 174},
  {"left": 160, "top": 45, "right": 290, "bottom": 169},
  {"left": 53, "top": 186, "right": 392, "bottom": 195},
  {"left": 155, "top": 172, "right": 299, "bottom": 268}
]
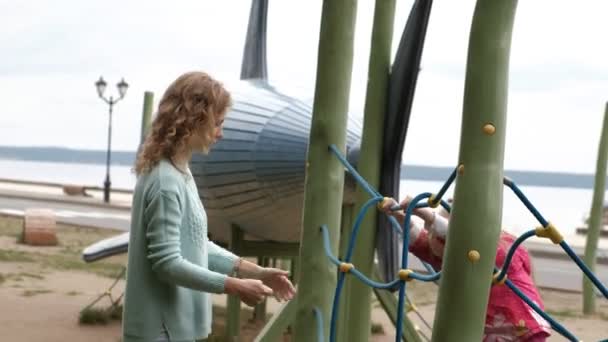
[{"left": 424, "top": 212, "right": 449, "bottom": 238}]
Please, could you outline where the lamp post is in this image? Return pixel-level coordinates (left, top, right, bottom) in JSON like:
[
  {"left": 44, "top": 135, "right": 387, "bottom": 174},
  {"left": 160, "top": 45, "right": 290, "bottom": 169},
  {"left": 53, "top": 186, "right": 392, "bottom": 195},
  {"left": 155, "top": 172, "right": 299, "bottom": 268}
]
[{"left": 95, "top": 76, "right": 129, "bottom": 203}]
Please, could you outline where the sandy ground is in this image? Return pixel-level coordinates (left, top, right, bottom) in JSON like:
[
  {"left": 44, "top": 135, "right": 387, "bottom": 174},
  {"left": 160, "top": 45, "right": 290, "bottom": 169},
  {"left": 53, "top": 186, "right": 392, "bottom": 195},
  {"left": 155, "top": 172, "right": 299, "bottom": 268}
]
[{"left": 1, "top": 219, "right": 607, "bottom": 341}]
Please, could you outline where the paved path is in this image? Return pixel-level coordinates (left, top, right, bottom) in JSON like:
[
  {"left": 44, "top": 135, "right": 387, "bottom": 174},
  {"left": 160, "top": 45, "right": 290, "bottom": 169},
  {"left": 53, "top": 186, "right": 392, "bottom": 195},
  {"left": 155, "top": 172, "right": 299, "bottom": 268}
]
[
  {"left": 1, "top": 179, "right": 607, "bottom": 293},
  {"left": 0, "top": 196, "right": 130, "bottom": 230}
]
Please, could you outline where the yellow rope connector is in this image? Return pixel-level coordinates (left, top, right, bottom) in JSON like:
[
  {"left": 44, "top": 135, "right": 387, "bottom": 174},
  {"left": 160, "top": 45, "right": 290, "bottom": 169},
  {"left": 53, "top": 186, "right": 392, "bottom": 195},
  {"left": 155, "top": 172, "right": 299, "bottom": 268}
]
[
  {"left": 483, "top": 123, "right": 496, "bottom": 135},
  {"left": 339, "top": 262, "right": 354, "bottom": 273},
  {"left": 377, "top": 197, "right": 391, "bottom": 210},
  {"left": 535, "top": 222, "right": 563, "bottom": 244},
  {"left": 467, "top": 250, "right": 480, "bottom": 263},
  {"left": 427, "top": 194, "right": 439, "bottom": 208},
  {"left": 457, "top": 164, "right": 465, "bottom": 175},
  {"left": 398, "top": 269, "right": 413, "bottom": 281},
  {"left": 492, "top": 272, "right": 507, "bottom": 285}
]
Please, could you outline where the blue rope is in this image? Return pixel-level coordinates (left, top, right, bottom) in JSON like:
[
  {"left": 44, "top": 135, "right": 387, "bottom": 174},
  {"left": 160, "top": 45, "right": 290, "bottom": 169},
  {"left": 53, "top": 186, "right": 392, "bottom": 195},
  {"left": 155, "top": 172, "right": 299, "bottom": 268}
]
[
  {"left": 345, "top": 196, "right": 384, "bottom": 261},
  {"left": 503, "top": 177, "right": 548, "bottom": 227},
  {"left": 505, "top": 177, "right": 608, "bottom": 298},
  {"left": 320, "top": 225, "right": 342, "bottom": 266},
  {"left": 410, "top": 271, "right": 441, "bottom": 282},
  {"left": 504, "top": 279, "right": 578, "bottom": 341},
  {"left": 396, "top": 192, "right": 432, "bottom": 342},
  {"left": 350, "top": 268, "right": 402, "bottom": 289},
  {"left": 494, "top": 229, "right": 537, "bottom": 282},
  {"left": 395, "top": 280, "right": 407, "bottom": 341},
  {"left": 312, "top": 307, "right": 325, "bottom": 342},
  {"left": 330, "top": 273, "right": 347, "bottom": 342},
  {"left": 329, "top": 144, "right": 378, "bottom": 197},
  {"left": 320, "top": 225, "right": 417, "bottom": 289},
  {"left": 559, "top": 241, "right": 608, "bottom": 298},
  {"left": 435, "top": 167, "right": 457, "bottom": 203}
]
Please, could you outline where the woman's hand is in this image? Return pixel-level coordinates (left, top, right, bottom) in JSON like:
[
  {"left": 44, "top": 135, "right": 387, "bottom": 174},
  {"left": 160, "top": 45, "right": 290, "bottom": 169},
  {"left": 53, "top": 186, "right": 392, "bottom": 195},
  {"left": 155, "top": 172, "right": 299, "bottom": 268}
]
[
  {"left": 259, "top": 268, "right": 296, "bottom": 302},
  {"left": 224, "top": 278, "right": 274, "bottom": 307},
  {"left": 232, "top": 259, "right": 296, "bottom": 302}
]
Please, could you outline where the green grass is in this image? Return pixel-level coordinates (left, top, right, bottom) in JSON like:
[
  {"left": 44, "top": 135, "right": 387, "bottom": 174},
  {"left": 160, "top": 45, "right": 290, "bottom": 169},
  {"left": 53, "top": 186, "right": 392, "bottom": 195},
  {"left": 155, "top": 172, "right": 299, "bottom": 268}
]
[
  {"left": 21, "top": 289, "right": 53, "bottom": 297},
  {"left": 0, "top": 272, "right": 46, "bottom": 284},
  {"left": 17, "top": 272, "right": 45, "bottom": 280},
  {"left": 0, "top": 216, "right": 126, "bottom": 279},
  {"left": 79, "top": 304, "right": 123, "bottom": 325},
  {"left": 0, "top": 216, "right": 23, "bottom": 238},
  {"left": 0, "top": 249, "right": 35, "bottom": 263},
  {"left": 371, "top": 322, "right": 385, "bottom": 335}
]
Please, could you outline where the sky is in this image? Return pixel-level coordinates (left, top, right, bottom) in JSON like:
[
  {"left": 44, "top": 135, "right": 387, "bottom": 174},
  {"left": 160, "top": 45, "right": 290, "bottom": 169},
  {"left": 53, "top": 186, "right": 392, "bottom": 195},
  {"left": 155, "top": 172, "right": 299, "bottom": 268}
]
[{"left": 1, "top": 0, "right": 607, "bottom": 174}]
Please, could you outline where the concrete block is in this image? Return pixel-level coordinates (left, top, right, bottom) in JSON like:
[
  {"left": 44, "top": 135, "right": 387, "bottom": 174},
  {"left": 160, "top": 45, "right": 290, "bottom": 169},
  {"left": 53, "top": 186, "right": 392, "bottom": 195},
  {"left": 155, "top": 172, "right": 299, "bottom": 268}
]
[{"left": 22, "top": 208, "right": 58, "bottom": 246}]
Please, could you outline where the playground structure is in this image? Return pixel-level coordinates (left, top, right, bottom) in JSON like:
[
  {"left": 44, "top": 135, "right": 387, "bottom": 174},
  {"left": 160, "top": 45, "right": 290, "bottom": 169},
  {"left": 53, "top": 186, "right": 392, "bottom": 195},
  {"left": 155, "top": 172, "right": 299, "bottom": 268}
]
[
  {"left": 287, "top": 0, "right": 608, "bottom": 341},
  {"left": 81, "top": 0, "right": 608, "bottom": 341},
  {"left": 321, "top": 146, "right": 608, "bottom": 342}
]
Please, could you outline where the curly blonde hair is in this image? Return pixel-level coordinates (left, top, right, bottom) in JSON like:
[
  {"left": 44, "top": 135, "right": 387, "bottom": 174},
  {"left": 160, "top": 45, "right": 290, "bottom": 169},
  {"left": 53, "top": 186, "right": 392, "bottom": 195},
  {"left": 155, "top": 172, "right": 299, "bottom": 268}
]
[{"left": 134, "top": 72, "right": 232, "bottom": 175}]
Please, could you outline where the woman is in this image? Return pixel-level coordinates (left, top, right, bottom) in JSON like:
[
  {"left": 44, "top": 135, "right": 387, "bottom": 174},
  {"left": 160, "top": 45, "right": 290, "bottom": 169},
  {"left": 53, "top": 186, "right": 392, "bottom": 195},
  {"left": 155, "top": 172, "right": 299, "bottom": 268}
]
[
  {"left": 123, "top": 71, "right": 296, "bottom": 342},
  {"left": 381, "top": 196, "right": 551, "bottom": 341}
]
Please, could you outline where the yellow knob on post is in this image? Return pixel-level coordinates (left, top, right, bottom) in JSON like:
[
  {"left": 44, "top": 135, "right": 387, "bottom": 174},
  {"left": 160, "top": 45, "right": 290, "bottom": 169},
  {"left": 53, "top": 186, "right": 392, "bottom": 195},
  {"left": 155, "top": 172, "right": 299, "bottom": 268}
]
[
  {"left": 483, "top": 123, "right": 496, "bottom": 135},
  {"left": 468, "top": 250, "right": 480, "bottom": 263}
]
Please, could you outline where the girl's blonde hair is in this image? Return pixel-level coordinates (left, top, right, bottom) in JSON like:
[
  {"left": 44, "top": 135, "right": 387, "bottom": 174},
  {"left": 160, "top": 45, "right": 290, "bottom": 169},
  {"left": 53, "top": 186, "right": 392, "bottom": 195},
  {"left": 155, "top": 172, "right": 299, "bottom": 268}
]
[{"left": 134, "top": 72, "right": 231, "bottom": 175}]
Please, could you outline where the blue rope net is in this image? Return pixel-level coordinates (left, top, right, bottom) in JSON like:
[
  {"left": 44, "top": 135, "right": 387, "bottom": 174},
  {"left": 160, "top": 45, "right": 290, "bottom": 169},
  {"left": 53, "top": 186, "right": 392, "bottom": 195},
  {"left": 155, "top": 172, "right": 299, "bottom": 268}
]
[{"left": 318, "top": 144, "right": 608, "bottom": 342}]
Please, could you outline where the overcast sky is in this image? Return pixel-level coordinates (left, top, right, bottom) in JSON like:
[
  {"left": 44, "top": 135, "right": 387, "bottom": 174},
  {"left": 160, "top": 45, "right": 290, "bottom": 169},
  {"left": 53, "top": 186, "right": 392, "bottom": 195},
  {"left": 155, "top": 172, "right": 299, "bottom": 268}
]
[{"left": 1, "top": 1, "right": 607, "bottom": 174}]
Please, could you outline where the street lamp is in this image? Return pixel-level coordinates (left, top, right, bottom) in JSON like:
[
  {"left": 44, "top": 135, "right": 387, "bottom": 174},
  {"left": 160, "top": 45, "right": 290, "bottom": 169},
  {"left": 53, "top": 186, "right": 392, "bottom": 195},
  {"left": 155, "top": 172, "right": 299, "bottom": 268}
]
[{"left": 95, "top": 76, "right": 129, "bottom": 203}]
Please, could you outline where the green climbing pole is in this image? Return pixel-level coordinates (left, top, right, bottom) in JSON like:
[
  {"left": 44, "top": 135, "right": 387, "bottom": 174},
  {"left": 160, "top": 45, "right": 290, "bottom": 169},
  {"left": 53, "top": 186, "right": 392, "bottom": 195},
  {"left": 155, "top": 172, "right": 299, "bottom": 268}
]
[
  {"left": 431, "top": 1, "right": 518, "bottom": 341},
  {"left": 140, "top": 91, "right": 154, "bottom": 143},
  {"left": 342, "top": 0, "right": 396, "bottom": 341},
  {"left": 293, "top": 1, "right": 358, "bottom": 341},
  {"left": 583, "top": 102, "right": 608, "bottom": 314}
]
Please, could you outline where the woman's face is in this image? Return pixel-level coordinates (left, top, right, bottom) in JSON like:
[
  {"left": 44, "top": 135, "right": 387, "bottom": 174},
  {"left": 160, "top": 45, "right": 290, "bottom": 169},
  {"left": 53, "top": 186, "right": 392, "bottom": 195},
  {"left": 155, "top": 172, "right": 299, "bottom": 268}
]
[
  {"left": 188, "top": 112, "right": 225, "bottom": 153},
  {"left": 212, "top": 114, "right": 225, "bottom": 144}
]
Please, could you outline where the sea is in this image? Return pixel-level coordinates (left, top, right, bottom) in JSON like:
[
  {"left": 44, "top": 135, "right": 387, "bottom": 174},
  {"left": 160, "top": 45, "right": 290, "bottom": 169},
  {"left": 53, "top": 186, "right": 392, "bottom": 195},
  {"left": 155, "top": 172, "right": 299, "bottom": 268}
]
[{"left": 0, "top": 159, "right": 601, "bottom": 237}]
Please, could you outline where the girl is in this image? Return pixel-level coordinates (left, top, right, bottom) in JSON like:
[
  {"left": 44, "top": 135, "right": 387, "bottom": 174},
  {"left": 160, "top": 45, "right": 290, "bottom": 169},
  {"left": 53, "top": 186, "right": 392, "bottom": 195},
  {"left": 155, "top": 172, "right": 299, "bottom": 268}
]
[
  {"left": 381, "top": 196, "right": 551, "bottom": 341},
  {"left": 123, "top": 72, "right": 295, "bottom": 342}
]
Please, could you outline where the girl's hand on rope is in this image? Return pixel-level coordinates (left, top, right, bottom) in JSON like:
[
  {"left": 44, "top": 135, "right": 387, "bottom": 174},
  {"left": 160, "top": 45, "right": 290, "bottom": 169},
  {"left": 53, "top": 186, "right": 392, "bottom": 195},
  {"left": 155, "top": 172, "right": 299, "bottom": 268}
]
[
  {"left": 379, "top": 197, "right": 405, "bottom": 224},
  {"left": 224, "top": 278, "right": 274, "bottom": 307},
  {"left": 398, "top": 195, "right": 449, "bottom": 240},
  {"left": 259, "top": 268, "right": 296, "bottom": 302}
]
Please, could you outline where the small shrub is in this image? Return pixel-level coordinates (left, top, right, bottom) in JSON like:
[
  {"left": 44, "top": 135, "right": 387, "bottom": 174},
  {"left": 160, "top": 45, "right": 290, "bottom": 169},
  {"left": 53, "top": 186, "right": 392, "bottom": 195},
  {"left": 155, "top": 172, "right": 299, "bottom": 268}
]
[{"left": 79, "top": 307, "right": 111, "bottom": 325}]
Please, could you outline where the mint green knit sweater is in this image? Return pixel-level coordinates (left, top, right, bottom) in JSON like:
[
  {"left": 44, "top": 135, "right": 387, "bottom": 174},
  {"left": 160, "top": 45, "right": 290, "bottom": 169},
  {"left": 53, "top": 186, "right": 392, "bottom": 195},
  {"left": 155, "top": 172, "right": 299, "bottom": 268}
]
[{"left": 123, "top": 160, "right": 238, "bottom": 342}]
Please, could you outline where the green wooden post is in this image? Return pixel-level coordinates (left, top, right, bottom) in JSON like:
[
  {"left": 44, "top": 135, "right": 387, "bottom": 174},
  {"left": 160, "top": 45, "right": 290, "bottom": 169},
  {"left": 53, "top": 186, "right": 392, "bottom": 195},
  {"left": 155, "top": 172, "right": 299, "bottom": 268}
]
[
  {"left": 342, "top": 1, "right": 396, "bottom": 341},
  {"left": 583, "top": 102, "right": 608, "bottom": 314},
  {"left": 293, "top": 0, "right": 358, "bottom": 340},
  {"left": 225, "top": 225, "right": 243, "bottom": 341},
  {"left": 140, "top": 91, "right": 154, "bottom": 143},
  {"left": 254, "top": 298, "right": 297, "bottom": 342},
  {"left": 431, "top": 1, "right": 518, "bottom": 341},
  {"left": 290, "top": 257, "right": 299, "bottom": 285},
  {"left": 253, "top": 257, "right": 270, "bottom": 321},
  {"left": 337, "top": 204, "right": 354, "bottom": 340}
]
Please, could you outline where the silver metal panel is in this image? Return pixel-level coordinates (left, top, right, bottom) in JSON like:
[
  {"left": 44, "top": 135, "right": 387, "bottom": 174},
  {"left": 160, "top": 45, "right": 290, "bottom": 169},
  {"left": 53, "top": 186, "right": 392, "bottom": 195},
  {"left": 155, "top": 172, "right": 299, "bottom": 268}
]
[{"left": 191, "top": 80, "right": 361, "bottom": 243}]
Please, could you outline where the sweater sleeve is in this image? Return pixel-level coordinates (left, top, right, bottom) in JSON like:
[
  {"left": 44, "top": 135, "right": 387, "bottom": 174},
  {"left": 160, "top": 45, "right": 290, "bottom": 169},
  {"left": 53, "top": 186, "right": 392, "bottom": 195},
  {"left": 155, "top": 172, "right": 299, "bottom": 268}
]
[
  {"left": 207, "top": 240, "right": 239, "bottom": 275},
  {"left": 145, "top": 189, "right": 227, "bottom": 294}
]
